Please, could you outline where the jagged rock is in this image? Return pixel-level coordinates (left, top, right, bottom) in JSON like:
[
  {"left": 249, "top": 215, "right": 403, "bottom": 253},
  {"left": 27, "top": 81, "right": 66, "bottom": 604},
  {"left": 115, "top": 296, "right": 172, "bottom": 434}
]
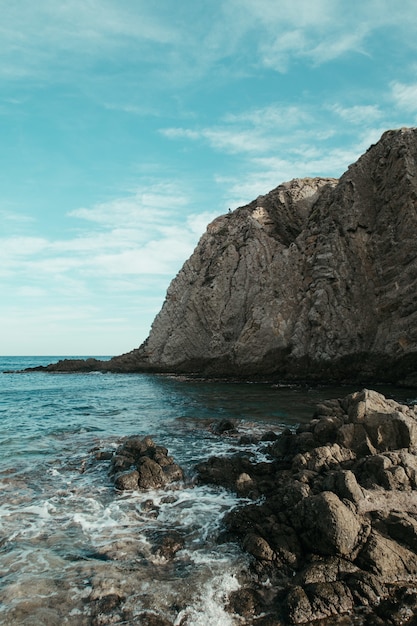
[
  {"left": 202, "top": 389, "right": 417, "bottom": 624},
  {"left": 384, "top": 511, "right": 417, "bottom": 552},
  {"left": 356, "top": 529, "right": 417, "bottom": 580},
  {"left": 210, "top": 418, "right": 238, "bottom": 435},
  {"left": 321, "top": 469, "right": 364, "bottom": 504},
  {"left": 109, "top": 436, "right": 183, "bottom": 491},
  {"left": 292, "top": 443, "right": 356, "bottom": 473}
]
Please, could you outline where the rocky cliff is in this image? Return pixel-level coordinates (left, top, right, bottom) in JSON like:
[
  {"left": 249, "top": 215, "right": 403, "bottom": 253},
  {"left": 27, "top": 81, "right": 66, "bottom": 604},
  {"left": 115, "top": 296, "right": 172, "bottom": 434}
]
[{"left": 33, "top": 128, "right": 417, "bottom": 383}]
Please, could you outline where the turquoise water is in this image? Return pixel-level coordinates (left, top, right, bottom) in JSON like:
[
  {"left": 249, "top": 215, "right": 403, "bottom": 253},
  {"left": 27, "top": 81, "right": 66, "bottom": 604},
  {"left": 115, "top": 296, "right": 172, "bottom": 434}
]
[{"left": 0, "top": 357, "right": 413, "bottom": 625}]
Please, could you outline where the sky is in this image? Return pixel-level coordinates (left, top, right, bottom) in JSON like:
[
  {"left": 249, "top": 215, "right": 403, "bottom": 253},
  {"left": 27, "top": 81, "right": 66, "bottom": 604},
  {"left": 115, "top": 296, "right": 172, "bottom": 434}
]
[{"left": 1, "top": 1, "right": 417, "bottom": 356}]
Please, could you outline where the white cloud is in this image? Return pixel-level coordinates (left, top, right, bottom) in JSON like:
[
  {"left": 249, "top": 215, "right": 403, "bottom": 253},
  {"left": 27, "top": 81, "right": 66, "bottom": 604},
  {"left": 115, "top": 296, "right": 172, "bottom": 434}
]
[
  {"left": 391, "top": 82, "right": 417, "bottom": 113},
  {"left": 0, "top": 181, "right": 217, "bottom": 287},
  {"left": 223, "top": 0, "right": 417, "bottom": 73},
  {"left": 160, "top": 104, "right": 316, "bottom": 155},
  {"left": 0, "top": 0, "right": 178, "bottom": 82},
  {"left": 225, "top": 105, "right": 312, "bottom": 129},
  {"left": 329, "top": 104, "right": 383, "bottom": 125},
  {"left": 0, "top": 0, "right": 416, "bottom": 101},
  {"left": 1, "top": 236, "right": 48, "bottom": 257}
]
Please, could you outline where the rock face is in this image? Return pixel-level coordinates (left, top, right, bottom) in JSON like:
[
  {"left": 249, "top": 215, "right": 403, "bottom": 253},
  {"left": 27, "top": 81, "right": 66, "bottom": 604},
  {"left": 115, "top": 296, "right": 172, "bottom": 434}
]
[
  {"left": 27, "top": 127, "right": 417, "bottom": 383},
  {"left": 197, "top": 389, "right": 417, "bottom": 624},
  {"left": 108, "top": 127, "right": 417, "bottom": 382}
]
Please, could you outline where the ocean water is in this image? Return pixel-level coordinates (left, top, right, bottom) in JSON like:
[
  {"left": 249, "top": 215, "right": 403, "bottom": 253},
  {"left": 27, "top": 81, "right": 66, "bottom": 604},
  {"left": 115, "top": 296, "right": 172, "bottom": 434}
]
[{"left": 0, "top": 356, "right": 412, "bottom": 625}]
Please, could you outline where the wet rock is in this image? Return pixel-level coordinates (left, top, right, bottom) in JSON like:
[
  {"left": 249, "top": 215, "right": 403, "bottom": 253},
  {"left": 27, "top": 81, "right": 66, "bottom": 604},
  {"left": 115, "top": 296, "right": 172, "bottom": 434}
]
[
  {"left": 109, "top": 436, "right": 184, "bottom": 491},
  {"left": 243, "top": 533, "right": 275, "bottom": 561},
  {"left": 195, "top": 453, "right": 258, "bottom": 495},
  {"left": 211, "top": 418, "right": 238, "bottom": 434},
  {"left": 114, "top": 469, "right": 140, "bottom": 491},
  {"left": 90, "top": 592, "right": 125, "bottom": 626},
  {"left": 227, "top": 587, "right": 261, "bottom": 618},
  {"left": 206, "top": 389, "right": 417, "bottom": 624},
  {"left": 137, "top": 613, "right": 173, "bottom": 626},
  {"left": 94, "top": 450, "right": 114, "bottom": 461},
  {"left": 152, "top": 531, "right": 185, "bottom": 560}
]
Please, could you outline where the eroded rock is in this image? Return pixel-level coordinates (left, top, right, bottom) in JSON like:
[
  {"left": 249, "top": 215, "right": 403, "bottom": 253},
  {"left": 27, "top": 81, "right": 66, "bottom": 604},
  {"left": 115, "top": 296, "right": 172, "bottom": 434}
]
[{"left": 109, "top": 436, "right": 184, "bottom": 491}]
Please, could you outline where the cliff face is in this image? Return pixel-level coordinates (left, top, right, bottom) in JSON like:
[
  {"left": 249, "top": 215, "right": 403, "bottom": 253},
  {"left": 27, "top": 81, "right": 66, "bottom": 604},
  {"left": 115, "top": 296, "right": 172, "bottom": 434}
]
[
  {"left": 109, "top": 128, "right": 417, "bottom": 382},
  {"left": 38, "top": 128, "right": 417, "bottom": 382}
]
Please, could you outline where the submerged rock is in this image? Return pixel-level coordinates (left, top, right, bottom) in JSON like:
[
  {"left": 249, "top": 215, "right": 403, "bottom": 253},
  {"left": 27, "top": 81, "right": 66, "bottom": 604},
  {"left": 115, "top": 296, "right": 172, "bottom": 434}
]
[{"left": 197, "top": 389, "right": 417, "bottom": 624}]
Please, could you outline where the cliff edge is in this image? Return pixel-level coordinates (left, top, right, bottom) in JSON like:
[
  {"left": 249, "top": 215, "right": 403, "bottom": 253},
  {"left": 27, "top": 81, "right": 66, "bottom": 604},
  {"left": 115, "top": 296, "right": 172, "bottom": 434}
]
[{"left": 33, "top": 128, "right": 417, "bottom": 383}]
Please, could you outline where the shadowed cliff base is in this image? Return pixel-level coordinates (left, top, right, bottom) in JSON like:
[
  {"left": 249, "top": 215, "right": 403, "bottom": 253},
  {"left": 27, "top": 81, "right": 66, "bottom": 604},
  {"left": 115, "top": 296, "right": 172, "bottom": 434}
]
[
  {"left": 20, "top": 350, "right": 417, "bottom": 388},
  {"left": 16, "top": 128, "right": 417, "bottom": 385}
]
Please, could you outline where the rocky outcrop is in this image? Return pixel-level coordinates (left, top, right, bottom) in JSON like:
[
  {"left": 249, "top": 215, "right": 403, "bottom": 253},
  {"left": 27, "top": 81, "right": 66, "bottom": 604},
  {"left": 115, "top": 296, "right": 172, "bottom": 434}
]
[
  {"left": 196, "top": 389, "right": 417, "bottom": 624},
  {"left": 108, "top": 435, "right": 184, "bottom": 491},
  {"left": 22, "top": 127, "right": 417, "bottom": 384}
]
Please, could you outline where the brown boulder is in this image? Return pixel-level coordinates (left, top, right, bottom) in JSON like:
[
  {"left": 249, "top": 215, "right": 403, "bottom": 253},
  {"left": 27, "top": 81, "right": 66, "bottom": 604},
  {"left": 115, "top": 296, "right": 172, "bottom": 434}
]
[
  {"left": 109, "top": 435, "right": 183, "bottom": 491},
  {"left": 293, "top": 491, "right": 364, "bottom": 557}
]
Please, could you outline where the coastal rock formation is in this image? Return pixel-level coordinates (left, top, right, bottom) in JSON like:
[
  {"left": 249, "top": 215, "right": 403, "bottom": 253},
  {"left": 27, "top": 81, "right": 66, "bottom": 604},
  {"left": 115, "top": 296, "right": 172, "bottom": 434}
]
[
  {"left": 108, "top": 435, "right": 184, "bottom": 491},
  {"left": 197, "top": 389, "right": 417, "bottom": 624},
  {"left": 24, "top": 127, "right": 417, "bottom": 384}
]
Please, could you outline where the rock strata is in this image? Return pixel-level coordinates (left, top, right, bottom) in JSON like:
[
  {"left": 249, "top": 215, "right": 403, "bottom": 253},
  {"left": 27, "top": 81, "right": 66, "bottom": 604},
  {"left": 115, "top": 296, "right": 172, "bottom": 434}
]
[
  {"left": 197, "top": 389, "right": 417, "bottom": 624},
  {"left": 24, "top": 127, "right": 417, "bottom": 384}
]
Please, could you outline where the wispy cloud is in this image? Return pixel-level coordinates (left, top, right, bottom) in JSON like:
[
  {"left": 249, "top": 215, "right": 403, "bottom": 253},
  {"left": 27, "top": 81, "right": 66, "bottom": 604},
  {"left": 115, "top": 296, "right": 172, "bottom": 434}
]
[
  {"left": 391, "top": 82, "right": 417, "bottom": 114},
  {"left": 0, "top": 0, "right": 177, "bottom": 81},
  {"left": 0, "top": 181, "right": 217, "bottom": 283},
  {"left": 3, "top": 0, "right": 417, "bottom": 89},
  {"left": 160, "top": 103, "right": 315, "bottom": 155}
]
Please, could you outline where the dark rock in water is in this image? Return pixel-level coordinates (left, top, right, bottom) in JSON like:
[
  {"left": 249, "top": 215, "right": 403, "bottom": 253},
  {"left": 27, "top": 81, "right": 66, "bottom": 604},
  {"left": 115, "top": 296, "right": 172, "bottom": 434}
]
[
  {"left": 197, "top": 389, "right": 417, "bottom": 624},
  {"left": 211, "top": 418, "right": 238, "bottom": 435},
  {"left": 109, "top": 436, "right": 184, "bottom": 491},
  {"left": 137, "top": 613, "right": 173, "bottom": 626},
  {"left": 23, "top": 128, "right": 417, "bottom": 387},
  {"left": 151, "top": 531, "right": 185, "bottom": 560}
]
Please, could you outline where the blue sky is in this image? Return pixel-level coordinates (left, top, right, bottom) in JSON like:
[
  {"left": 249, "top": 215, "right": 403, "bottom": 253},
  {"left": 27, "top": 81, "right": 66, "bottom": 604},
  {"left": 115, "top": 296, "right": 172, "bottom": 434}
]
[{"left": 1, "top": 0, "right": 417, "bottom": 355}]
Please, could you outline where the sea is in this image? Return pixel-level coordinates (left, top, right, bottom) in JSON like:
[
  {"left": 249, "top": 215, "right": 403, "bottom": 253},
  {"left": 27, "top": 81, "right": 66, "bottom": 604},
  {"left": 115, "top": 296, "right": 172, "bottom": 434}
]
[{"left": 0, "top": 356, "right": 414, "bottom": 626}]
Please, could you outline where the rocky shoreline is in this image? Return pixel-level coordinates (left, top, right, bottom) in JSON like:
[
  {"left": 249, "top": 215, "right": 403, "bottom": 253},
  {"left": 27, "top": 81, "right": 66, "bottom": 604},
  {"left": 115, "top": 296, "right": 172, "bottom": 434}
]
[
  {"left": 97, "top": 388, "right": 417, "bottom": 625},
  {"left": 197, "top": 388, "right": 417, "bottom": 625}
]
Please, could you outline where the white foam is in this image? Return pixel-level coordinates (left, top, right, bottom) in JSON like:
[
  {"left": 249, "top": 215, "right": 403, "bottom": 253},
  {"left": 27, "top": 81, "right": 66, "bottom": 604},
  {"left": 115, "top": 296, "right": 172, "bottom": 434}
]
[{"left": 174, "top": 572, "right": 241, "bottom": 626}]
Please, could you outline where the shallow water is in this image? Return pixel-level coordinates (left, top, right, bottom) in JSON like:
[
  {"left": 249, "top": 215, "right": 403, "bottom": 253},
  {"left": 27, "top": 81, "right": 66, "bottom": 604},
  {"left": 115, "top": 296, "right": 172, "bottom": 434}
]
[{"left": 0, "top": 356, "right": 414, "bottom": 625}]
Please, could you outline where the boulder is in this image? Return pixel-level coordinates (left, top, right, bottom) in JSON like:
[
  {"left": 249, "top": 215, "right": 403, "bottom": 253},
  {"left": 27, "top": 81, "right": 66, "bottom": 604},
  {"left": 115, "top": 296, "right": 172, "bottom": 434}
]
[
  {"left": 109, "top": 436, "right": 183, "bottom": 491},
  {"left": 293, "top": 491, "right": 364, "bottom": 557}
]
